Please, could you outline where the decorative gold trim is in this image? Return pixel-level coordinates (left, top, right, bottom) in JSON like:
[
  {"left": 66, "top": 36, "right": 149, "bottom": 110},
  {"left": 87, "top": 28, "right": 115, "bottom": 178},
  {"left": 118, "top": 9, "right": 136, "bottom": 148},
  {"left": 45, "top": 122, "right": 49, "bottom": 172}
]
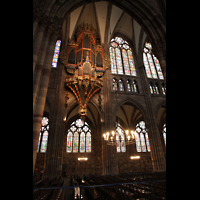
[{"left": 103, "top": 52, "right": 111, "bottom": 70}]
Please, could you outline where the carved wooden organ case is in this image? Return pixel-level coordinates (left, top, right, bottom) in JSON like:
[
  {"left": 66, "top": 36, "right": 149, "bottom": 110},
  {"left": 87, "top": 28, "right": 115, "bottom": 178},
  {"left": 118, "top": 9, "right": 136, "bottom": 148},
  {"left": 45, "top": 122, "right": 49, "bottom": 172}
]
[{"left": 60, "top": 25, "right": 107, "bottom": 119}]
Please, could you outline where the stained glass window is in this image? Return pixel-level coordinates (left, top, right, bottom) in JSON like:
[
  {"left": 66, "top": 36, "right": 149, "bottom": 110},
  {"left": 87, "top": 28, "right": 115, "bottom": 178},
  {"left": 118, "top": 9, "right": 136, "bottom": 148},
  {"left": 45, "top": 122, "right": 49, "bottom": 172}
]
[
  {"left": 135, "top": 121, "right": 150, "bottom": 152},
  {"left": 67, "top": 132, "right": 73, "bottom": 152},
  {"left": 140, "top": 133, "right": 146, "bottom": 152},
  {"left": 127, "top": 50, "right": 136, "bottom": 76},
  {"left": 147, "top": 53, "right": 157, "bottom": 79},
  {"left": 143, "top": 42, "right": 164, "bottom": 80},
  {"left": 115, "top": 48, "right": 123, "bottom": 74},
  {"left": 149, "top": 84, "right": 153, "bottom": 94},
  {"left": 109, "top": 47, "right": 117, "bottom": 74},
  {"left": 153, "top": 55, "right": 164, "bottom": 79},
  {"left": 52, "top": 40, "right": 61, "bottom": 68},
  {"left": 80, "top": 132, "right": 85, "bottom": 153},
  {"left": 120, "top": 132, "right": 126, "bottom": 152},
  {"left": 143, "top": 53, "right": 152, "bottom": 78},
  {"left": 109, "top": 37, "right": 136, "bottom": 76},
  {"left": 145, "top": 132, "right": 150, "bottom": 152},
  {"left": 86, "top": 132, "right": 91, "bottom": 152},
  {"left": 119, "top": 79, "right": 124, "bottom": 91},
  {"left": 75, "top": 119, "right": 84, "bottom": 127},
  {"left": 132, "top": 80, "right": 137, "bottom": 93},
  {"left": 37, "top": 117, "right": 49, "bottom": 153},
  {"left": 116, "top": 123, "right": 126, "bottom": 152},
  {"left": 122, "top": 49, "right": 130, "bottom": 75},
  {"left": 73, "top": 132, "right": 79, "bottom": 153},
  {"left": 67, "top": 119, "right": 91, "bottom": 153},
  {"left": 135, "top": 132, "right": 141, "bottom": 152},
  {"left": 163, "top": 123, "right": 166, "bottom": 146},
  {"left": 127, "top": 80, "right": 131, "bottom": 92},
  {"left": 113, "top": 78, "right": 118, "bottom": 91},
  {"left": 162, "top": 83, "right": 166, "bottom": 95}
]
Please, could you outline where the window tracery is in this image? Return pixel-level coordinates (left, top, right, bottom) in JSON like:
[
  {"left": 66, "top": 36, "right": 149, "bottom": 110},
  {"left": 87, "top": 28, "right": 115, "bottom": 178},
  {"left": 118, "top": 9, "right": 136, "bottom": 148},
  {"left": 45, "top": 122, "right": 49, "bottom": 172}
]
[
  {"left": 109, "top": 37, "right": 136, "bottom": 76},
  {"left": 67, "top": 119, "right": 91, "bottom": 153},
  {"left": 143, "top": 42, "right": 164, "bottom": 80},
  {"left": 37, "top": 117, "right": 49, "bottom": 153},
  {"left": 135, "top": 121, "right": 150, "bottom": 152}
]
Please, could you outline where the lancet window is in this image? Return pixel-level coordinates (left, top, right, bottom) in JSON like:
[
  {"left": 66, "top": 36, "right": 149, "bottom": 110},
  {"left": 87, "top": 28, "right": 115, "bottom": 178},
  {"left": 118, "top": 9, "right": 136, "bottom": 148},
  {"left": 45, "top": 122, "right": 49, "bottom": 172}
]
[
  {"left": 109, "top": 37, "right": 136, "bottom": 76},
  {"left": 52, "top": 40, "right": 61, "bottom": 68},
  {"left": 143, "top": 42, "right": 164, "bottom": 79},
  {"left": 135, "top": 121, "right": 150, "bottom": 152},
  {"left": 66, "top": 119, "right": 91, "bottom": 153},
  {"left": 37, "top": 117, "right": 49, "bottom": 153}
]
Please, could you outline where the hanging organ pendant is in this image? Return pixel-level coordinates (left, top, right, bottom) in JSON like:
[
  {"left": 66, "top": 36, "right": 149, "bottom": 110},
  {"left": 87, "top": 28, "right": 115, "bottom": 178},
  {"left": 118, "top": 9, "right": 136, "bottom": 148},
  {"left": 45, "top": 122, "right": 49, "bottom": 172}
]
[{"left": 62, "top": 24, "right": 108, "bottom": 120}]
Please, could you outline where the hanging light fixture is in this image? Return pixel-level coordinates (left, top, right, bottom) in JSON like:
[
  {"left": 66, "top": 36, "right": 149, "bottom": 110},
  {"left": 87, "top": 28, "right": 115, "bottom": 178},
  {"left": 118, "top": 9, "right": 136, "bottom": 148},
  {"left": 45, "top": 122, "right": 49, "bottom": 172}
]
[{"left": 103, "top": 129, "right": 136, "bottom": 145}]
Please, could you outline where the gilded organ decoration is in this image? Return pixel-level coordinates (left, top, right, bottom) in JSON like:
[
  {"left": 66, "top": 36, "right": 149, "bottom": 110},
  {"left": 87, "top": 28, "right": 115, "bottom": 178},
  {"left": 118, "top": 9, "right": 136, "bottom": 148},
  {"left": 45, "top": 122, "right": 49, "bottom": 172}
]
[{"left": 64, "top": 25, "right": 106, "bottom": 119}]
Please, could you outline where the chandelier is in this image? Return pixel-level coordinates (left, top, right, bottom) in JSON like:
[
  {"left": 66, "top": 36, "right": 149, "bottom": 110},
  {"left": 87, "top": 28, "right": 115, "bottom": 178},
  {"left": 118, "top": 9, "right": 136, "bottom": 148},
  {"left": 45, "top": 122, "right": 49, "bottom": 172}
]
[{"left": 103, "top": 129, "right": 136, "bottom": 145}]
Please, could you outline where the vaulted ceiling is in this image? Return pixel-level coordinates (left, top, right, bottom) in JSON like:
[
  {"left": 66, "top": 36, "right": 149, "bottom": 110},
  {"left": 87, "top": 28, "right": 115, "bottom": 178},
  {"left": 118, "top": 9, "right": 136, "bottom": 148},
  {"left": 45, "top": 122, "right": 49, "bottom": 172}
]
[
  {"left": 64, "top": 1, "right": 148, "bottom": 56},
  {"left": 116, "top": 103, "right": 144, "bottom": 130}
]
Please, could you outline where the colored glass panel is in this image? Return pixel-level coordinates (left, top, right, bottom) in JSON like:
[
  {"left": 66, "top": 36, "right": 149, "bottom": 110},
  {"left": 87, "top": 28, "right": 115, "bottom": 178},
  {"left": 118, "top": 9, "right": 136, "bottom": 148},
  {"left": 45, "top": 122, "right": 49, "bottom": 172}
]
[
  {"left": 145, "top": 42, "right": 152, "bottom": 50},
  {"left": 135, "top": 132, "right": 141, "bottom": 152},
  {"left": 127, "top": 50, "right": 136, "bottom": 76},
  {"left": 139, "top": 121, "right": 145, "bottom": 129},
  {"left": 119, "top": 82, "right": 124, "bottom": 91},
  {"left": 76, "top": 119, "right": 84, "bottom": 127},
  {"left": 147, "top": 53, "right": 157, "bottom": 78},
  {"left": 109, "top": 47, "right": 117, "bottom": 74},
  {"left": 120, "top": 133, "right": 126, "bottom": 152},
  {"left": 83, "top": 126, "right": 89, "bottom": 132},
  {"left": 163, "top": 124, "right": 166, "bottom": 146},
  {"left": 123, "top": 44, "right": 129, "bottom": 50},
  {"left": 52, "top": 40, "right": 61, "bottom": 68},
  {"left": 150, "top": 85, "right": 153, "bottom": 94},
  {"left": 116, "top": 132, "right": 120, "bottom": 152},
  {"left": 80, "top": 132, "right": 85, "bottom": 153},
  {"left": 40, "top": 131, "right": 48, "bottom": 152},
  {"left": 115, "top": 37, "right": 124, "bottom": 44},
  {"left": 145, "top": 132, "right": 150, "bottom": 152},
  {"left": 67, "top": 132, "right": 73, "bottom": 152},
  {"left": 115, "top": 48, "right": 123, "bottom": 74},
  {"left": 86, "top": 132, "right": 91, "bottom": 152},
  {"left": 143, "top": 53, "right": 152, "bottom": 78},
  {"left": 70, "top": 126, "right": 76, "bottom": 132},
  {"left": 127, "top": 82, "right": 131, "bottom": 92},
  {"left": 73, "top": 132, "right": 79, "bottom": 152},
  {"left": 153, "top": 55, "right": 164, "bottom": 79},
  {"left": 122, "top": 49, "right": 130, "bottom": 75},
  {"left": 113, "top": 81, "right": 118, "bottom": 91},
  {"left": 41, "top": 117, "right": 48, "bottom": 126},
  {"left": 140, "top": 133, "right": 146, "bottom": 152},
  {"left": 37, "top": 132, "right": 41, "bottom": 152},
  {"left": 111, "top": 42, "right": 118, "bottom": 48}
]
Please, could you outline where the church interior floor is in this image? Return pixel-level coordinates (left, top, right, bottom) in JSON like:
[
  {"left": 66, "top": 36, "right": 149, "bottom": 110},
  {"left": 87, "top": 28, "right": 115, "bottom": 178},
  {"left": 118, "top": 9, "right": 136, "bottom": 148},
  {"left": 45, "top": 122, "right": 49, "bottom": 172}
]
[{"left": 63, "top": 177, "right": 89, "bottom": 200}]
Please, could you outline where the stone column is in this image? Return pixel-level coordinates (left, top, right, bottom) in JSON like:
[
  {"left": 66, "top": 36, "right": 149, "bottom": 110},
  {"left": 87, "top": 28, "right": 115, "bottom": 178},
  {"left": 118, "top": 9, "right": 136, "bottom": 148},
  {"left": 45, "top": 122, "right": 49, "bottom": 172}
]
[
  {"left": 102, "top": 68, "right": 119, "bottom": 175},
  {"left": 33, "top": 32, "right": 57, "bottom": 176},
  {"left": 33, "top": 24, "right": 46, "bottom": 74},
  {"left": 138, "top": 63, "right": 166, "bottom": 172},
  {"left": 43, "top": 61, "right": 66, "bottom": 177},
  {"left": 33, "top": 31, "right": 51, "bottom": 112}
]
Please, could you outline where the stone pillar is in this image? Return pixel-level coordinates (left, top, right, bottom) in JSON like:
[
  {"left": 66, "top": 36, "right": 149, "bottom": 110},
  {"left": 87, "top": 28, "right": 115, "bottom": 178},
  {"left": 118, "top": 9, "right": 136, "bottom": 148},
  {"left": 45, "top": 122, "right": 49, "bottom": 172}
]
[
  {"left": 33, "top": 24, "right": 46, "bottom": 74},
  {"left": 102, "top": 68, "right": 119, "bottom": 175},
  {"left": 138, "top": 63, "right": 166, "bottom": 172},
  {"left": 43, "top": 61, "right": 66, "bottom": 177},
  {"left": 33, "top": 31, "right": 51, "bottom": 112},
  {"left": 33, "top": 20, "right": 38, "bottom": 38},
  {"left": 33, "top": 33, "right": 57, "bottom": 176}
]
